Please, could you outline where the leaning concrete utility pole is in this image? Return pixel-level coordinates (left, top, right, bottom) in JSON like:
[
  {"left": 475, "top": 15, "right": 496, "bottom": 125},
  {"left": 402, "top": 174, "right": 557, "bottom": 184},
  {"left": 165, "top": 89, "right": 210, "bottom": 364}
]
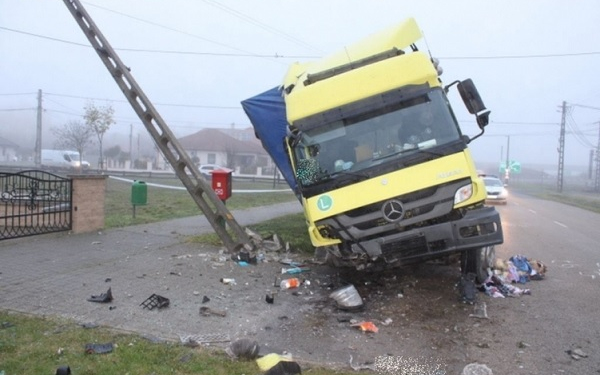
[{"left": 62, "top": 0, "right": 254, "bottom": 255}]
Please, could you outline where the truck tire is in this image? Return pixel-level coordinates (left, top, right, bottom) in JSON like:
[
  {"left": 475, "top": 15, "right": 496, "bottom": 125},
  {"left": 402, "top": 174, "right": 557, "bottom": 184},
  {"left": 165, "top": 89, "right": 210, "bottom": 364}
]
[{"left": 461, "top": 245, "right": 495, "bottom": 284}]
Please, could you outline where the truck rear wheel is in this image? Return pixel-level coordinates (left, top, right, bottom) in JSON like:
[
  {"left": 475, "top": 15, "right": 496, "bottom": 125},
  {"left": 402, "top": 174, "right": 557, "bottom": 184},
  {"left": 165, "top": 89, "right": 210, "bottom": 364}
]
[{"left": 461, "top": 245, "right": 495, "bottom": 284}]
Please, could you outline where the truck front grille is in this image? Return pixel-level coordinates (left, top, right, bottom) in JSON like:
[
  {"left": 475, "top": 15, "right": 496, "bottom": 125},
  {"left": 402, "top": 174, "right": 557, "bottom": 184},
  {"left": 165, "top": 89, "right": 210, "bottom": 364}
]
[{"left": 316, "top": 178, "right": 470, "bottom": 242}]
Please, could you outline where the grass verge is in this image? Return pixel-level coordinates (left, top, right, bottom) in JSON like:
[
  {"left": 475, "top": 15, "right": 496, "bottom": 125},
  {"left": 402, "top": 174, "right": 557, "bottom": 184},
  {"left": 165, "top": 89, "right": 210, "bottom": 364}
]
[
  {"left": 0, "top": 311, "right": 354, "bottom": 375},
  {"left": 105, "top": 177, "right": 297, "bottom": 228},
  {"left": 187, "top": 212, "right": 314, "bottom": 254}
]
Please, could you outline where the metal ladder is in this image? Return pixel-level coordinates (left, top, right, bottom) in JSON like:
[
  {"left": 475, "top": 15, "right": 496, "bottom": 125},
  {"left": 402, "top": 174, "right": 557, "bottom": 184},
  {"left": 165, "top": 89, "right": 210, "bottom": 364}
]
[{"left": 62, "top": 0, "right": 253, "bottom": 254}]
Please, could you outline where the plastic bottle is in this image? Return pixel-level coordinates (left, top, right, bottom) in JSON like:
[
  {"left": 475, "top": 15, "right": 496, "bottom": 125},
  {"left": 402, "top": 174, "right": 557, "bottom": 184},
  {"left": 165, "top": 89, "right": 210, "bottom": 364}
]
[
  {"left": 280, "top": 278, "right": 300, "bottom": 289},
  {"left": 281, "top": 267, "right": 310, "bottom": 275}
]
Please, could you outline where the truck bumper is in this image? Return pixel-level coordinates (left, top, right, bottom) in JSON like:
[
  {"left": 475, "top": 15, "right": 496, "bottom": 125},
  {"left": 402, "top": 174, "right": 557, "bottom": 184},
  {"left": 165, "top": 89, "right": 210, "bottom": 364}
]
[{"left": 350, "top": 206, "right": 503, "bottom": 264}]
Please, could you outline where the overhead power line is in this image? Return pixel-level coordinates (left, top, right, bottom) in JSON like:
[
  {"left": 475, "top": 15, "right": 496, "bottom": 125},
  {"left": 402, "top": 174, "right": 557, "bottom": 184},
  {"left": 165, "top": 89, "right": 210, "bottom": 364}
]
[
  {"left": 201, "top": 0, "right": 324, "bottom": 54},
  {"left": 44, "top": 92, "right": 239, "bottom": 110},
  {"left": 3, "top": 25, "right": 600, "bottom": 61}
]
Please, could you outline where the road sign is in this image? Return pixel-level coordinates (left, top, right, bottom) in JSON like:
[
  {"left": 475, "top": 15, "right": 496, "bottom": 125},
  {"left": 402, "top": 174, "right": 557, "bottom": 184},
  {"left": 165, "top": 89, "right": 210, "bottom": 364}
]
[{"left": 499, "top": 160, "right": 521, "bottom": 174}]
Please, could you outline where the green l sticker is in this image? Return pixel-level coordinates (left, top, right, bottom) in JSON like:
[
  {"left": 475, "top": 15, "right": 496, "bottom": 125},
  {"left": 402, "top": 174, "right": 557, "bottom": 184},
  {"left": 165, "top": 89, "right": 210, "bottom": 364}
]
[{"left": 317, "top": 195, "right": 333, "bottom": 211}]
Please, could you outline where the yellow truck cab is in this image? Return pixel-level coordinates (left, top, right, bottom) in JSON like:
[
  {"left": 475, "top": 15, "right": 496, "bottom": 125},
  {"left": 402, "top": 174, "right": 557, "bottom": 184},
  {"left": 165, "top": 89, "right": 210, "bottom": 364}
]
[{"left": 244, "top": 18, "right": 502, "bottom": 281}]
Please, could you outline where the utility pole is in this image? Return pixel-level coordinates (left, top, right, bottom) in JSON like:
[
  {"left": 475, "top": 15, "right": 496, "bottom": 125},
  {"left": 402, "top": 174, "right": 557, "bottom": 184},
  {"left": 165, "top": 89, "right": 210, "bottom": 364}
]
[
  {"left": 595, "top": 121, "right": 600, "bottom": 192},
  {"left": 129, "top": 124, "right": 133, "bottom": 169},
  {"left": 557, "top": 101, "right": 567, "bottom": 193},
  {"left": 504, "top": 135, "right": 510, "bottom": 185},
  {"left": 35, "top": 89, "right": 42, "bottom": 166}
]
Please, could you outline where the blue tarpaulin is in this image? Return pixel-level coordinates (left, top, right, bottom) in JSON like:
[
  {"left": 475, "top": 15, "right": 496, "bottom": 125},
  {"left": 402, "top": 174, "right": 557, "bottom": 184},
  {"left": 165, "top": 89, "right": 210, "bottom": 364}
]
[{"left": 241, "top": 86, "right": 298, "bottom": 193}]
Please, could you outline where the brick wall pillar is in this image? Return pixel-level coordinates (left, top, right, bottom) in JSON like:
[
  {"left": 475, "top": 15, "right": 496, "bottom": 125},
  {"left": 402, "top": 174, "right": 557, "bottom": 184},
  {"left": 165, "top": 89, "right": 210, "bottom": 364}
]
[{"left": 68, "top": 174, "right": 108, "bottom": 234}]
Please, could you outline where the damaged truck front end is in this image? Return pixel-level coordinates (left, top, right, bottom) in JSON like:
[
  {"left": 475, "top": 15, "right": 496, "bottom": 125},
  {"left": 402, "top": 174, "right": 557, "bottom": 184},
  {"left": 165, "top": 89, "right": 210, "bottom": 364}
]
[{"left": 242, "top": 18, "right": 503, "bottom": 281}]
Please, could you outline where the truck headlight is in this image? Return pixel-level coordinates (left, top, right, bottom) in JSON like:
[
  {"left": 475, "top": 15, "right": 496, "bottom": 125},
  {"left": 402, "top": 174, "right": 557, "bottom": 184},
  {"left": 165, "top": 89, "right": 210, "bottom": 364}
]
[{"left": 454, "top": 183, "right": 473, "bottom": 204}]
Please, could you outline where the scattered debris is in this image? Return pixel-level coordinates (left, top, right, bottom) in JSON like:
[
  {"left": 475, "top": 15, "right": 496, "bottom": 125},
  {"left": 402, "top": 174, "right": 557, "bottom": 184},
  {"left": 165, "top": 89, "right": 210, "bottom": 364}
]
[
  {"left": 566, "top": 348, "right": 588, "bottom": 360},
  {"left": 480, "top": 275, "right": 530, "bottom": 298},
  {"left": 199, "top": 306, "right": 227, "bottom": 317},
  {"left": 140, "top": 294, "right": 170, "bottom": 310},
  {"left": 381, "top": 318, "right": 393, "bottom": 326},
  {"left": 281, "top": 266, "right": 310, "bottom": 274},
  {"left": 55, "top": 366, "right": 71, "bottom": 375},
  {"left": 349, "top": 355, "right": 376, "bottom": 371},
  {"left": 220, "top": 278, "right": 236, "bottom": 285},
  {"left": 336, "top": 315, "right": 352, "bottom": 323},
  {"left": 517, "top": 341, "right": 530, "bottom": 349},
  {"left": 264, "top": 360, "right": 301, "bottom": 375},
  {"left": 256, "top": 353, "right": 294, "bottom": 372},
  {"left": 351, "top": 321, "right": 378, "bottom": 333},
  {"left": 87, "top": 287, "right": 113, "bottom": 303},
  {"left": 265, "top": 293, "right": 275, "bottom": 304},
  {"left": 84, "top": 342, "right": 114, "bottom": 354},
  {"left": 0, "top": 321, "right": 15, "bottom": 329},
  {"left": 202, "top": 296, "right": 210, "bottom": 304},
  {"left": 329, "top": 284, "right": 364, "bottom": 311},
  {"left": 462, "top": 363, "right": 493, "bottom": 375},
  {"left": 280, "top": 278, "right": 301, "bottom": 290},
  {"left": 179, "top": 333, "right": 230, "bottom": 346},
  {"left": 226, "top": 338, "right": 260, "bottom": 360},
  {"left": 469, "top": 302, "right": 489, "bottom": 319}
]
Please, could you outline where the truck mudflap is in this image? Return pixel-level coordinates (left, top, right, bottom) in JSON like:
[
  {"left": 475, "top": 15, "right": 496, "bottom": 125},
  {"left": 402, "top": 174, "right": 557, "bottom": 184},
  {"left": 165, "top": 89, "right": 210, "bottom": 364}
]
[{"left": 341, "top": 206, "right": 503, "bottom": 267}]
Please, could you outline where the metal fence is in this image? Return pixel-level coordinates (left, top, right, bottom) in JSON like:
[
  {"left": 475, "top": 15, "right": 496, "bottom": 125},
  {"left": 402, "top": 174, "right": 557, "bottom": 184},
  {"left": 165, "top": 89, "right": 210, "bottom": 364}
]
[{"left": 0, "top": 170, "right": 72, "bottom": 240}]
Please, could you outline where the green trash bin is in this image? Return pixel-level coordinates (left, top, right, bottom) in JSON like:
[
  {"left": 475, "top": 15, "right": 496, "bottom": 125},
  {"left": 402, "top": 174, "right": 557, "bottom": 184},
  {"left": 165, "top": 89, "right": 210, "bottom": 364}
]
[{"left": 131, "top": 180, "right": 147, "bottom": 206}]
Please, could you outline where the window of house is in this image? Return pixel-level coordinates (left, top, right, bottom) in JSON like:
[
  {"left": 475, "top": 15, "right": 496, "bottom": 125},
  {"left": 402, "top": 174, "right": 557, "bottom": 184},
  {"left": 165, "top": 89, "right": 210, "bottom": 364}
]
[{"left": 207, "top": 153, "right": 216, "bottom": 164}]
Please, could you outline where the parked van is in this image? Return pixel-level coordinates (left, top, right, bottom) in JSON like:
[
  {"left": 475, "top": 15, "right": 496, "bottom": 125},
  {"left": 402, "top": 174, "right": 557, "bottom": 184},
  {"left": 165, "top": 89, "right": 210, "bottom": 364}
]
[{"left": 41, "top": 149, "right": 90, "bottom": 170}]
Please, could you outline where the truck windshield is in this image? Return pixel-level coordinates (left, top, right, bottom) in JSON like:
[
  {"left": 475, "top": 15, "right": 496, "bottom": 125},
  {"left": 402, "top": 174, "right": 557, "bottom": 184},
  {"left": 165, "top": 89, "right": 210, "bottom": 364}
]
[{"left": 292, "top": 88, "right": 461, "bottom": 187}]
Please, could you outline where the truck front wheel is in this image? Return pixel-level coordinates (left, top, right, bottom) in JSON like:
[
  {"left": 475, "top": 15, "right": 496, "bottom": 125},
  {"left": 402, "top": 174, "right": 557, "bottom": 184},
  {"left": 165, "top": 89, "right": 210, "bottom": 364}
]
[{"left": 461, "top": 245, "right": 495, "bottom": 283}]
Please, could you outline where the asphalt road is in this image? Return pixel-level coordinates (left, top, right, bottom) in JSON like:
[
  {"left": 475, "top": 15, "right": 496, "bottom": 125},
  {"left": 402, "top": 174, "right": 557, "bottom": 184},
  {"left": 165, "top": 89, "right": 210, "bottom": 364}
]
[{"left": 464, "top": 192, "right": 600, "bottom": 374}]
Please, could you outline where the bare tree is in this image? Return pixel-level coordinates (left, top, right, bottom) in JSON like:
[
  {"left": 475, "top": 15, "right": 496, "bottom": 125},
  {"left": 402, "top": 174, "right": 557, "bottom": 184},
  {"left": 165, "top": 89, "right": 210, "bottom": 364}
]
[
  {"left": 84, "top": 101, "right": 115, "bottom": 170},
  {"left": 52, "top": 120, "right": 94, "bottom": 168}
]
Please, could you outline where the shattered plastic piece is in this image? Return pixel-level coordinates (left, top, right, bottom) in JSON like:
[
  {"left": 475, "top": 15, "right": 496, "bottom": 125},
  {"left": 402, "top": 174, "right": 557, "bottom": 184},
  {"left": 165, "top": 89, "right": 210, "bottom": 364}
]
[
  {"left": 566, "top": 348, "right": 588, "bottom": 360},
  {"left": 352, "top": 321, "right": 379, "bottom": 333},
  {"left": 55, "top": 366, "right": 71, "bottom": 375},
  {"left": 199, "top": 306, "right": 227, "bottom": 317},
  {"left": 281, "top": 267, "right": 310, "bottom": 274},
  {"left": 350, "top": 355, "right": 377, "bottom": 371},
  {"left": 84, "top": 342, "right": 114, "bottom": 354},
  {"left": 220, "top": 278, "right": 236, "bottom": 285},
  {"left": 462, "top": 363, "right": 493, "bottom": 375},
  {"left": 469, "top": 302, "right": 489, "bottom": 319},
  {"left": 226, "top": 338, "right": 260, "bottom": 360},
  {"left": 329, "top": 284, "right": 364, "bottom": 311},
  {"left": 179, "top": 333, "right": 231, "bottom": 346},
  {"left": 140, "top": 294, "right": 170, "bottom": 310},
  {"left": 264, "top": 360, "right": 302, "bottom": 375},
  {"left": 265, "top": 293, "right": 275, "bottom": 304},
  {"left": 256, "top": 353, "right": 294, "bottom": 371},
  {"left": 231, "top": 251, "right": 257, "bottom": 264},
  {"left": 381, "top": 318, "right": 393, "bottom": 326},
  {"left": 0, "top": 321, "right": 15, "bottom": 329},
  {"left": 87, "top": 287, "right": 113, "bottom": 303}
]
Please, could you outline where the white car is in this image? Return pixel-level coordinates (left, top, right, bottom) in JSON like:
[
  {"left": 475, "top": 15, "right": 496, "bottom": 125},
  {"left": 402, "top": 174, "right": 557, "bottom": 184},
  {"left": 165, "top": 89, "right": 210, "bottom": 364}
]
[
  {"left": 198, "top": 164, "right": 234, "bottom": 179},
  {"left": 482, "top": 176, "right": 508, "bottom": 204}
]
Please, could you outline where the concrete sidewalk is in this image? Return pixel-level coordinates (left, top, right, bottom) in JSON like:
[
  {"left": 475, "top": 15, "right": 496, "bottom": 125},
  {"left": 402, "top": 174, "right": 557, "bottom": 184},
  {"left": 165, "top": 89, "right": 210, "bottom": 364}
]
[{"left": 0, "top": 201, "right": 321, "bottom": 356}]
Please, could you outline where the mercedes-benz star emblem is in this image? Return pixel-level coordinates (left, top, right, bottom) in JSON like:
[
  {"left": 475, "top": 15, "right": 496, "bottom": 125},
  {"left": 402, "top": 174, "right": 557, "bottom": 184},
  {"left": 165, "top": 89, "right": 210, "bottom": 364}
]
[{"left": 382, "top": 199, "right": 404, "bottom": 223}]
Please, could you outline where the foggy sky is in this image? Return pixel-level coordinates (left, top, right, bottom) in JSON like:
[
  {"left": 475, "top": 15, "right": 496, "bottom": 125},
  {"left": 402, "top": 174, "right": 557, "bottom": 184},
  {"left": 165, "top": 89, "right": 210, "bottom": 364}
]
[{"left": 1, "top": 0, "right": 599, "bottom": 169}]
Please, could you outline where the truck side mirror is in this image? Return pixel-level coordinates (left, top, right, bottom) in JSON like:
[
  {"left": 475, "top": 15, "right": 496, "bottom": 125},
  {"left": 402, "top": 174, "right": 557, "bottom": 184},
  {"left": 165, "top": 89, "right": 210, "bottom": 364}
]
[{"left": 458, "top": 79, "right": 487, "bottom": 115}]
